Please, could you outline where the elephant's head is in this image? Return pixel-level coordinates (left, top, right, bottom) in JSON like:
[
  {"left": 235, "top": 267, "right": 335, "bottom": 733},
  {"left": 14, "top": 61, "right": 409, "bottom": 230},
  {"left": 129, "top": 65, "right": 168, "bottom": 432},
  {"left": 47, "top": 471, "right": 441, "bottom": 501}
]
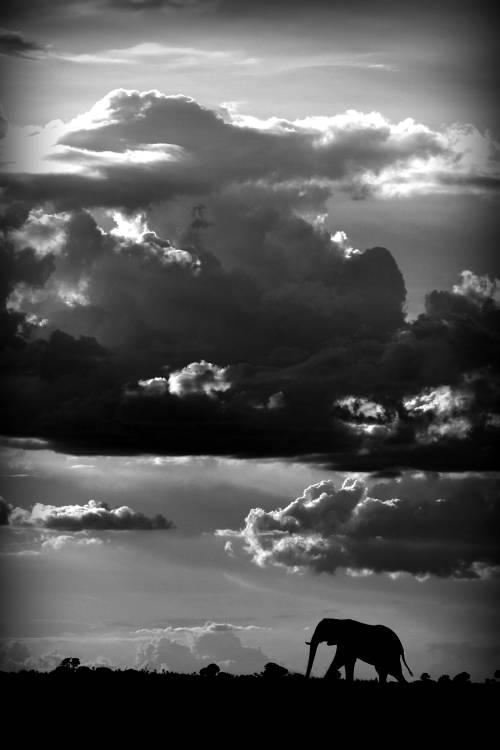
[{"left": 305, "top": 618, "right": 339, "bottom": 678}]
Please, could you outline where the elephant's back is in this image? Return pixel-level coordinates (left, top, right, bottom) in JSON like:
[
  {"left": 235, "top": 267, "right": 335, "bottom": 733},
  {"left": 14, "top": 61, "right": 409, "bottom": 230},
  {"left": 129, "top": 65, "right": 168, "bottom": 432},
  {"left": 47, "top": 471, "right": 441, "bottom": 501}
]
[
  {"left": 372, "top": 624, "right": 403, "bottom": 649},
  {"left": 341, "top": 620, "right": 404, "bottom": 654}
]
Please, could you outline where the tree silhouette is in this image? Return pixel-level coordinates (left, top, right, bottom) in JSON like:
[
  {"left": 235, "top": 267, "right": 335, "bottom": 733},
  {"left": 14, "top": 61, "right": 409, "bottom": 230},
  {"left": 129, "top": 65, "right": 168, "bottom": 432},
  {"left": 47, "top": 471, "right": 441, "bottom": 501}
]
[{"left": 58, "top": 657, "right": 80, "bottom": 670}]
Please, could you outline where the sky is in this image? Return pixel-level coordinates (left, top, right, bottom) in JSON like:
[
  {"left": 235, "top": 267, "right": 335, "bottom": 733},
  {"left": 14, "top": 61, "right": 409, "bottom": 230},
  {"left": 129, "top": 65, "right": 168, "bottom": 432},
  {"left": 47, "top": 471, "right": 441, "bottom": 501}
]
[{"left": 0, "top": 0, "right": 499, "bottom": 680}]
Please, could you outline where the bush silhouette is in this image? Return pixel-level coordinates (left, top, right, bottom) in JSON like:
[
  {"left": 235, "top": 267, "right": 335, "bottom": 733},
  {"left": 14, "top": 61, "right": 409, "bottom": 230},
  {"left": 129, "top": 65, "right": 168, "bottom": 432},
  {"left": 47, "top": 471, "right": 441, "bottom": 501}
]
[
  {"left": 437, "top": 674, "right": 451, "bottom": 684},
  {"left": 262, "top": 662, "right": 289, "bottom": 678},
  {"left": 199, "top": 663, "right": 220, "bottom": 678}
]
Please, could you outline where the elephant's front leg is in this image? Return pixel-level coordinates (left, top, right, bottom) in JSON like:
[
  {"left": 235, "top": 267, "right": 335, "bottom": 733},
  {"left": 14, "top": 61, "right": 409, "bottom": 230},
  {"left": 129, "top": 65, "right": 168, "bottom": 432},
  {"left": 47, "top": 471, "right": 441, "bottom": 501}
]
[{"left": 324, "top": 647, "right": 345, "bottom": 680}]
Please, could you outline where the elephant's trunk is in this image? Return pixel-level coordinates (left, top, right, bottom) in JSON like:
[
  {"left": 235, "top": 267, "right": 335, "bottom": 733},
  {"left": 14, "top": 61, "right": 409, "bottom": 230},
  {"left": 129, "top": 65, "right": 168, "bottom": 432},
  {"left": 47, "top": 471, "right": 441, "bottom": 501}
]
[{"left": 305, "top": 638, "right": 319, "bottom": 678}]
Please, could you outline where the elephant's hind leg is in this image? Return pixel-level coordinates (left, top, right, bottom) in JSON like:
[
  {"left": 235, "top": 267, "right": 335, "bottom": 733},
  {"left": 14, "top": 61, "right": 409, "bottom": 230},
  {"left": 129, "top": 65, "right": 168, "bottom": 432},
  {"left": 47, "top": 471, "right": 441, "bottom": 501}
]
[
  {"left": 376, "top": 669, "right": 388, "bottom": 684},
  {"left": 344, "top": 658, "right": 356, "bottom": 682},
  {"left": 383, "top": 663, "right": 407, "bottom": 683}
]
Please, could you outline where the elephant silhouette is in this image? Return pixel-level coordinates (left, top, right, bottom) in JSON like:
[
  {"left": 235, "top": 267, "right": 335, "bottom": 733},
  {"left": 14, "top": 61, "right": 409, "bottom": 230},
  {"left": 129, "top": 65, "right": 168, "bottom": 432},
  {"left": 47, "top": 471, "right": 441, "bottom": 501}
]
[{"left": 305, "top": 618, "right": 413, "bottom": 683}]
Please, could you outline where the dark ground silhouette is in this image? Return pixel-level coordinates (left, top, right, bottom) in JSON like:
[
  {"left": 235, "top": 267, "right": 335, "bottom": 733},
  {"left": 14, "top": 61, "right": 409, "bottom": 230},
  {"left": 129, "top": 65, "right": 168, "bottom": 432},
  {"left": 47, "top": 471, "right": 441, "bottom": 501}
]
[{"left": 2, "top": 663, "right": 497, "bottom": 742}]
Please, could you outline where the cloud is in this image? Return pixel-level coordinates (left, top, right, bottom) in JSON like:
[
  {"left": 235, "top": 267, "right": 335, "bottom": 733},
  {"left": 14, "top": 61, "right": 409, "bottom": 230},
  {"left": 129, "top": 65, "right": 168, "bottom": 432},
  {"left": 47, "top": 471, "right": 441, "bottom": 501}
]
[
  {"left": 0, "top": 640, "right": 32, "bottom": 671},
  {"left": 136, "top": 636, "right": 201, "bottom": 673},
  {"left": 0, "top": 89, "right": 499, "bottom": 470},
  {"left": 136, "top": 621, "right": 265, "bottom": 635},
  {"left": 4, "top": 498, "right": 174, "bottom": 530},
  {"left": 403, "top": 384, "right": 473, "bottom": 444},
  {"left": 2, "top": 88, "right": 498, "bottom": 211},
  {"left": 452, "top": 270, "right": 500, "bottom": 307},
  {"left": 0, "top": 496, "right": 10, "bottom": 525},
  {"left": 167, "top": 361, "right": 231, "bottom": 398},
  {"left": 40, "top": 533, "right": 103, "bottom": 550},
  {"left": 53, "top": 42, "right": 254, "bottom": 67},
  {"left": 0, "top": 28, "right": 47, "bottom": 59},
  {"left": 136, "top": 625, "right": 269, "bottom": 674},
  {"left": 109, "top": 0, "right": 216, "bottom": 11},
  {"left": 0, "top": 641, "right": 64, "bottom": 672},
  {"left": 134, "top": 360, "right": 231, "bottom": 400},
  {"left": 1, "top": 203, "right": 498, "bottom": 469},
  {"left": 0, "top": 234, "right": 55, "bottom": 349},
  {"left": 0, "top": 642, "right": 114, "bottom": 672},
  {"left": 216, "top": 475, "right": 500, "bottom": 579}
]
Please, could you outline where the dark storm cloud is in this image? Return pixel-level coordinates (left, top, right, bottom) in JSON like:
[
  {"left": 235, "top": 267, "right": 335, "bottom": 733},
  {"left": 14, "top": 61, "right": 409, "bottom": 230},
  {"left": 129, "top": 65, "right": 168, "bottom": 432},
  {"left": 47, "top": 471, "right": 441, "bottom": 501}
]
[
  {"left": 0, "top": 0, "right": 207, "bottom": 26},
  {"left": 1, "top": 197, "right": 499, "bottom": 469},
  {"left": 3, "top": 497, "right": 174, "bottom": 530},
  {"left": 216, "top": 475, "right": 500, "bottom": 579},
  {"left": 3, "top": 0, "right": 488, "bottom": 16},
  {"left": 0, "top": 496, "right": 10, "bottom": 524},
  {"left": 0, "top": 28, "right": 47, "bottom": 58},
  {"left": 0, "top": 235, "right": 55, "bottom": 349}
]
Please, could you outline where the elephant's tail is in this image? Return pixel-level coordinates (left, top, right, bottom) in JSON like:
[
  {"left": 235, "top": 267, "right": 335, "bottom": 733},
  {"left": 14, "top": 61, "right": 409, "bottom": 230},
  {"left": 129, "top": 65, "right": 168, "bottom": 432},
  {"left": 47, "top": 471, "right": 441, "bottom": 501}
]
[{"left": 401, "top": 652, "right": 413, "bottom": 676}]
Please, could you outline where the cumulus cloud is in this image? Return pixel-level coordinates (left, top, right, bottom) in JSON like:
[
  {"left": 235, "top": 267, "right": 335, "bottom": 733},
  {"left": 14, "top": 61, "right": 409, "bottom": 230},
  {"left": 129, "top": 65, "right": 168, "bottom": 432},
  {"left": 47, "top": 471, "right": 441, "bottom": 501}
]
[
  {"left": 9, "top": 208, "right": 69, "bottom": 256},
  {"left": 332, "top": 396, "right": 398, "bottom": 444},
  {"left": 109, "top": 211, "right": 200, "bottom": 269},
  {"left": 135, "top": 362, "right": 231, "bottom": 399},
  {"left": 167, "top": 361, "right": 231, "bottom": 398},
  {"left": 403, "top": 384, "right": 473, "bottom": 443},
  {"left": 136, "top": 625, "right": 269, "bottom": 674},
  {"left": 0, "top": 641, "right": 65, "bottom": 672},
  {"left": 331, "top": 230, "right": 360, "bottom": 258},
  {"left": 216, "top": 476, "right": 500, "bottom": 579},
  {"left": 0, "top": 640, "right": 32, "bottom": 672},
  {"left": 4, "top": 498, "right": 174, "bottom": 531},
  {"left": 2, "top": 89, "right": 498, "bottom": 210},
  {"left": 0, "top": 641, "right": 113, "bottom": 673},
  {"left": 136, "top": 637, "right": 201, "bottom": 674},
  {"left": 452, "top": 270, "right": 500, "bottom": 307}
]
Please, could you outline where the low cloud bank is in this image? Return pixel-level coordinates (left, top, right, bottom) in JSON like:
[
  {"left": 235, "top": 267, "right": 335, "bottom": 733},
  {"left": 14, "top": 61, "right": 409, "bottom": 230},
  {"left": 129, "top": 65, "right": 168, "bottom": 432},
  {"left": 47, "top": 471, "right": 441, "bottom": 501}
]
[
  {"left": 136, "top": 623, "right": 269, "bottom": 674},
  {"left": 1, "top": 497, "right": 174, "bottom": 531}
]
